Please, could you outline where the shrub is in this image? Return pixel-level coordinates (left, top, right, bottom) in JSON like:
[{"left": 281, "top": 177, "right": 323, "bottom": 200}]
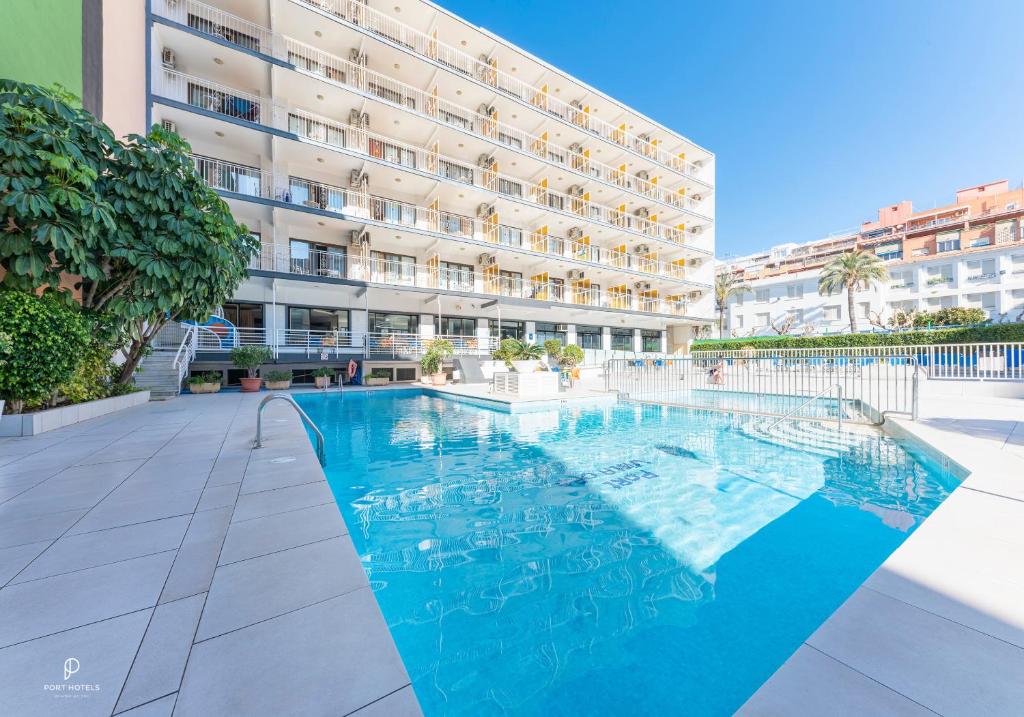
[
  {"left": 59, "top": 337, "right": 118, "bottom": 405},
  {"left": 0, "top": 291, "right": 92, "bottom": 413},
  {"left": 427, "top": 338, "right": 455, "bottom": 358},
  {"left": 368, "top": 368, "right": 391, "bottom": 379},
  {"left": 543, "top": 339, "right": 563, "bottom": 357},
  {"left": 187, "top": 374, "right": 207, "bottom": 386},
  {"left": 492, "top": 338, "right": 544, "bottom": 365},
  {"left": 692, "top": 323, "right": 1024, "bottom": 351},
  {"left": 558, "top": 344, "right": 585, "bottom": 368},
  {"left": 230, "top": 345, "right": 272, "bottom": 378},
  {"left": 263, "top": 369, "right": 292, "bottom": 383},
  {"left": 420, "top": 349, "right": 443, "bottom": 375},
  {"left": 312, "top": 367, "right": 333, "bottom": 378},
  {"left": 912, "top": 307, "right": 987, "bottom": 328}
]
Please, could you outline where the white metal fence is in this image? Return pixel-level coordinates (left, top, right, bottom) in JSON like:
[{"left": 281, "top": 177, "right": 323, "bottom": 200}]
[
  {"left": 692, "top": 343, "right": 1024, "bottom": 381},
  {"left": 605, "top": 356, "right": 919, "bottom": 424}
]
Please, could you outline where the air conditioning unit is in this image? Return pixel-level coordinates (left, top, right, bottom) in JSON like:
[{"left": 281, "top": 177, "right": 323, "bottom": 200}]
[
  {"left": 478, "top": 253, "right": 497, "bottom": 266},
  {"left": 635, "top": 170, "right": 649, "bottom": 181},
  {"left": 161, "top": 48, "right": 176, "bottom": 69},
  {"left": 476, "top": 203, "right": 494, "bottom": 218},
  {"left": 348, "top": 110, "right": 369, "bottom": 127},
  {"left": 477, "top": 103, "right": 496, "bottom": 117},
  {"left": 348, "top": 49, "right": 368, "bottom": 66},
  {"left": 348, "top": 230, "right": 370, "bottom": 246},
  {"left": 634, "top": 282, "right": 652, "bottom": 291},
  {"left": 477, "top": 154, "right": 495, "bottom": 169},
  {"left": 567, "top": 269, "right": 586, "bottom": 280},
  {"left": 567, "top": 227, "right": 584, "bottom": 240},
  {"left": 569, "top": 142, "right": 583, "bottom": 154},
  {"left": 634, "top": 244, "right": 650, "bottom": 254},
  {"left": 567, "top": 185, "right": 583, "bottom": 197},
  {"left": 570, "top": 100, "right": 584, "bottom": 109},
  {"left": 690, "top": 226, "right": 704, "bottom": 235},
  {"left": 693, "top": 160, "right": 704, "bottom": 169},
  {"left": 349, "top": 170, "right": 369, "bottom": 189},
  {"left": 633, "top": 207, "right": 650, "bottom": 218},
  {"left": 691, "top": 194, "right": 703, "bottom": 202},
  {"left": 160, "top": 119, "right": 177, "bottom": 134},
  {"left": 638, "top": 133, "right": 651, "bottom": 143},
  {"left": 556, "top": 324, "right": 569, "bottom": 332}
]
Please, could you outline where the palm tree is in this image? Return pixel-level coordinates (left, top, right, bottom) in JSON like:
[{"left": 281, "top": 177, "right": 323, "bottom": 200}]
[
  {"left": 714, "top": 273, "right": 751, "bottom": 336},
  {"left": 818, "top": 250, "right": 889, "bottom": 333}
]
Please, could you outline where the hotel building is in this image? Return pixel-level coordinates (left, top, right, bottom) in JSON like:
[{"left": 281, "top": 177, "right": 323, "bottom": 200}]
[
  {"left": 720, "top": 180, "right": 1024, "bottom": 336},
  {"left": 144, "top": 0, "right": 716, "bottom": 382}
]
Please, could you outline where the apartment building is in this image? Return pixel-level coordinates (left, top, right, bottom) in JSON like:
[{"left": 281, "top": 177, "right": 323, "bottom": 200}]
[
  {"left": 146, "top": 0, "right": 716, "bottom": 381},
  {"left": 720, "top": 180, "right": 1024, "bottom": 336}
]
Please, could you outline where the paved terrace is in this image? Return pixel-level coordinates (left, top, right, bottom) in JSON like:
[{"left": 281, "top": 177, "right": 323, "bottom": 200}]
[
  {"left": 0, "top": 393, "right": 422, "bottom": 717},
  {"left": 741, "top": 394, "right": 1024, "bottom": 716}
]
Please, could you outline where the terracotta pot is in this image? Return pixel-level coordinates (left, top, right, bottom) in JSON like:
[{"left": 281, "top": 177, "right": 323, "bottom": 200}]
[
  {"left": 239, "top": 377, "right": 263, "bottom": 392},
  {"left": 314, "top": 376, "right": 331, "bottom": 388},
  {"left": 265, "top": 381, "right": 291, "bottom": 390},
  {"left": 431, "top": 372, "right": 447, "bottom": 386}
]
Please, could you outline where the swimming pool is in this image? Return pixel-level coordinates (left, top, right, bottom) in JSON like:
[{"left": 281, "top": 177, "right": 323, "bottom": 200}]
[{"left": 297, "top": 390, "right": 957, "bottom": 716}]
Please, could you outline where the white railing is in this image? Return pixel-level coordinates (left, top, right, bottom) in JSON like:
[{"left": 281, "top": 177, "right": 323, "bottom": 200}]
[
  {"left": 156, "top": 68, "right": 269, "bottom": 125},
  {"left": 173, "top": 325, "right": 198, "bottom": 388},
  {"left": 153, "top": 0, "right": 712, "bottom": 186},
  {"left": 605, "top": 356, "right": 919, "bottom": 424},
  {"left": 251, "top": 243, "right": 692, "bottom": 316},
  {"left": 191, "top": 155, "right": 270, "bottom": 197},
  {"left": 691, "top": 343, "right": 1024, "bottom": 381},
  {"left": 154, "top": 0, "right": 271, "bottom": 52}
]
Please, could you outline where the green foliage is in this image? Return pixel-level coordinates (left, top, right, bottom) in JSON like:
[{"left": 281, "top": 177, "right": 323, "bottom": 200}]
[
  {"left": 230, "top": 345, "right": 272, "bottom": 378},
  {"left": 427, "top": 338, "right": 455, "bottom": 358},
  {"left": 263, "top": 369, "right": 292, "bottom": 382},
  {"left": 912, "top": 307, "right": 987, "bottom": 328},
  {"left": 0, "top": 291, "right": 91, "bottom": 412},
  {"left": 0, "top": 330, "right": 11, "bottom": 368},
  {"left": 543, "top": 338, "right": 563, "bottom": 357},
  {"left": 0, "top": 81, "right": 258, "bottom": 383},
  {"left": 817, "top": 251, "right": 889, "bottom": 332},
  {"left": 420, "top": 350, "right": 443, "bottom": 375},
  {"left": 58, "top": 336, "right": 117, "bottom": 405},
  {"left": 715, "top": 273, "right": 751, "bottom": 332},
  {"left": 312, "top": 367, "right": 333, "bottom": 378},
  {"left": 692, "top": 323, "right": 1024, "bottom": 351},
  {"left": 492, "top": 338, "right": 544, "bottom": 364},
  {"left": 558, "top": 344, "right": 585, "bottom": 367},
  {"left": 187, "top": 374, "right": 207, "bottom": 385},
  {"left": 368, "top": 368, "right": 390, "bottom": 379}
]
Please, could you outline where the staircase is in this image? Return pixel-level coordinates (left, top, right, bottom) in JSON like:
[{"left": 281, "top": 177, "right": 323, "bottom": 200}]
[
  {"left": 741, "top": 418, "right": 873, "bottom": 458},
  {"left": 134, "top": 324, "right": 196, "bottom": 398}
]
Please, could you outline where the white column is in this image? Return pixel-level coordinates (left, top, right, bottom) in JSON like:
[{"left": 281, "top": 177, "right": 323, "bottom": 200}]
[
  {"left": 525, "top": 321, "right": 537, "bottom": 343},
  {"left": 632, "top": 329, "right": 642, "bottom": 353},
  {"left": 602, "top": 326, "right": 612, "bottom": 351},
  {"left": 419, "top": 314, "right": 435, "bottom": 337},
  {"left": 566, "top": 324, "right": 577, "bottom": 347}
]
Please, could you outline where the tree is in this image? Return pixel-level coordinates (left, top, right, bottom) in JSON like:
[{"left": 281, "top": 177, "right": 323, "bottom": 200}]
[
  {"left": 817, "top": 251, "right": 889, "bottom": 333},
  {"left": 1, "top": 81, "right": 258, "bottom": 383},
  {"left": 714, "top": 272, "right": 751, "bottom": 336}
]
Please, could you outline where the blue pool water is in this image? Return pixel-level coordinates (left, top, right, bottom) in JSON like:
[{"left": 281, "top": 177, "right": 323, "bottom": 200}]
[{"left": 297, "top": 390, "right": 957, "bottom": 716}]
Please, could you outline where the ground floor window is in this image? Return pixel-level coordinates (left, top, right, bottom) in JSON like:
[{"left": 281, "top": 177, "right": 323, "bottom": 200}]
[
  {"left": 575, "top": 325, "right": 603, "bottom": 349},
  {"left": 641, "top": 329, "right": 662, "bottom": 352},
  {"left": 489, "top": 319, "right": 524, "bottom": 341},
  {"left": 287, "top": 307, "right": 350, "bottom": 333},
  {"left": 221, "top": 302, "right": 264, "bottom": 329},
  {"left": 369, "top": 312, "right": 419, "bottom": 334},
  {"left": 434, "top": 316, "right": 477, "bottom": 336},
  {"left": 610, "top": 328, "right": 634, "bottom": 351},
  {"left": 535, "top": 322, "right": 567, "bottom": 346}
]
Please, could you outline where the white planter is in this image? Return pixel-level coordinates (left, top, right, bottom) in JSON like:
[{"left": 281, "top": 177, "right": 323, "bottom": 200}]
[
  {"left": 0, "top": 391, "right": 151, "bottom": 437},
  {"left": 511, "top": 360, "right": 538, "bottom": 373}
]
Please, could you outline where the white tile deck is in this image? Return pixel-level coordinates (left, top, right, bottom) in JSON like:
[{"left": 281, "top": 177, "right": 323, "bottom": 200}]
[
  {"left": 0, "top": 393, "right": 421, "bottom": 717},
  {"left": 741, "top": 394, "right": 1024, "bottom": 716}
]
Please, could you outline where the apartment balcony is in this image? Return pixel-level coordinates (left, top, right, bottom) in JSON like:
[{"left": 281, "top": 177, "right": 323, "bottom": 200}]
[
  {"left": 191, "top": 324, "right": 495, "bottom": 358},
  {"left": 154, "top": 69, "right": 712, "bottom": 242},
  {"left": 965, "top": 273, "right": 999, "bottom": 285},
  {"left": 190, "top": 155, "right": 708, "bottom": 289},
  {"left": 151, "top": 0, "right": 713, "bottom": 187},
  {"left": 248, "top": 245, "right": 693, "bottom": 318}
]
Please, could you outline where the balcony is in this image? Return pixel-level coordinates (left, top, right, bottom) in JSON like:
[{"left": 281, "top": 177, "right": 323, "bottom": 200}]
[
  {"left": 189, "top": 155, "right": 709, "bottom": 288},
  {"left": 152, "top": 0, "right": 712, "bottom": 187},
  {"left": 249, "top": 245, "right": 693, "bottom": 317},
  {"left": 966, "top": 273, "right": 998, "bottom": 284}
]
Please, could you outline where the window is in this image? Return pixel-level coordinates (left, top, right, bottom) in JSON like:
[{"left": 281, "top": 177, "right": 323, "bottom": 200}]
[
  {"left": 369, "top": 312, "right": 418, "bottom": 334},
  {"left": 438, "top": 261, "right": 474, "bottom": 291},
  {"left": 370, "top": 251, "right": 416, "bottom": 285},
  {"left": 889, "top": 300, "right": 916, "bottom": 314},
  {"left": 610, "top": 328, "right": 634, "bottom": 351},
  {"left": 434, "top": 316, "right": 476, "bottom": 336},
  {"left": 755, "top": 288, "right": 770, "bottom": 303},
  {"left": 823, "top": 305, "right": 841, "bottom": 322},
  {"left": 489, "top": 319, "right": 524, "bottom": 340},
  {"left": 498, "top": 270, "right": 523, "bottom": 297},
  {"left": 874, "top": 243, "right": 903, "bottom": 261},
  {"left": 641, "top": 330, "right": 662, "bottom": 352},
  {"left": 221, "top": 302, "right": 264, "bottom": 329},
  {"left": 290, "top": 239, "right": 346, "bottom": 277},
  {"left": 535, "top": 322, "right": 567, "bottom": 345},
  {"left": 754, "top": 312, "right": 770, "bottom": 328},
  {"left": 734, "top": 292, "right": 745, "bottom": 306},
  {"left": 936, "top": 232, "right": 961, "bottom": 253},
  {"left": 733, "top": 314, "right": 745, "bottom": 329},
  {"left": 788, "top": 309, "right": 804, "bottom": 324},
  {"left": 925, "top": 296, "right": 955, "bottom": 310},
  {"left": 287, "top": 307, "right": 349, "bottom": 335},
  {"left": 890, "top": 270, "right": 914, "bottom": 289},
  {"left": 925, "top": 264, "right": 953, "bottom": 285},
  {"left": 438, "top": 159, "right": 473, "bottom": 184},
  {"left": 966, "top": 258, "right": 996, "bottom": 281},
  {"left": 497, "top": 131, "right": 522, "bottom": 149},
  {"left": 858, "top": 302, "right": 871, "bottom": 319},
  {"left": 786, "top": 283, "right": 803, "bottom": 300},
  {"left": 575, "top": 325, "right": 603, "bottom": 350},
  {"left": 497, "top": 226, "right": 522, "bottom": 247}
]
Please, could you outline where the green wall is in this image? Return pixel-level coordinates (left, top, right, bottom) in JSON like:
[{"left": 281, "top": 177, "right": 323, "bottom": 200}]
[{"left": 0, "top": 0, "right": 83, "bottom": 95}]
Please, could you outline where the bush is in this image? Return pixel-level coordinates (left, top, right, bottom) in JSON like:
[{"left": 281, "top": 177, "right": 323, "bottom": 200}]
[
  {"left": 368, "top": 368, "right": 391, "bottom": 379},
  {"left": 558, "top": 344, "right": 585, "bottom": 367},
  {"left": 312, "top": 367, "right": 333, "bottom": 378},
  {"left": 263, "top": 370, "right": 292, "bottom": 383},
  {"left": 230, "top": 345, "right": 272, "bottom": 378},
  {"left": 543, "top": 339, "right": 563, "bottom": 357},
  {"left": 692, "top": 323, "right": 1024, "bottom": 351},
  {"left": 912, "top": 307, "right": 987, "bottom": 328},
  {"left": 59, "top": 337, "right": 118, "bottom": 405},
  {"left": 420, "top": 349, "right": 443, "bottom": 375},
  {"left": 492, "top": 338, "right": 544, "bottom": 365},
  {"left": 0, "top": 292, "right": 92, "bottom": 413}
]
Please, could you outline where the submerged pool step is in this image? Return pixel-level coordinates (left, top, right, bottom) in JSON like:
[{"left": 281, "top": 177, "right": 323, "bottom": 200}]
[{"left": 741, "top": 420, "right": 872, "bottom": 458}]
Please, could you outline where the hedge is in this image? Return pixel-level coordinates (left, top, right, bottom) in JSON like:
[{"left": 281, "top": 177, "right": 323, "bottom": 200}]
[{"left": 692, "top": 323, "right": 1024, "bottom": 351}]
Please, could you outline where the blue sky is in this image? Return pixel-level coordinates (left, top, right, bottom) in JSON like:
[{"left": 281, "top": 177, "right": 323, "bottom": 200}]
[{"left": 439, "top": 0, "right": 1024, "bottom": 257}]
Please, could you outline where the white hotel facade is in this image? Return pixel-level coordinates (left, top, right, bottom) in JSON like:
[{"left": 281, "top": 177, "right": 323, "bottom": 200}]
[
  {"left": 147, "top": 0, "right": 716, "bottom": 381},
  {"left": 720, "top": 180, "right": 1024, "bottom": 337}
]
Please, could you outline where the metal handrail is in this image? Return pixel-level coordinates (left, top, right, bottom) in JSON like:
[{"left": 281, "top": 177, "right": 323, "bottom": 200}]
[
  {"left": 765, "top": 383, "right": 843, "bottom": 432},
  {"left": 172, "top": 325, "right": 197, "bottom": 390},
  {"left": 254, "top": 393, "right": 326, "bottom": 466}
]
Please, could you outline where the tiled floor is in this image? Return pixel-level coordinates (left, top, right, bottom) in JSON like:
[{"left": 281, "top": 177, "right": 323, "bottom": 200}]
[
  {"left": 0, "top": 393, "right": 421, "bottom": 717},
  {"left": 740, "top": 394, "right": 1024, "bottom": 716}
]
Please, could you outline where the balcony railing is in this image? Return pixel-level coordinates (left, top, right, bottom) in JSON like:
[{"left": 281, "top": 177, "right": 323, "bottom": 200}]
[
  {"left": 249, "top": 244, "right": 692, "bottom": 317},
  {"left": 156, "top": 68, "right": 268, "bottom": 124},
  {"left": 191, "top": 155, "right": 271, "bottom": 197},
  {"left": 151, "top": 0, "right": 712, "bottom": 193},
  {"left": 288, "top": 0, "right": 706, "bottom": 180}
]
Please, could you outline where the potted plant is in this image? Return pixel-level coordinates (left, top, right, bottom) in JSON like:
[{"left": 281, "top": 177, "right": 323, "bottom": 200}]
[
  {"left": 230, "top": 345, "right": 272, "bottom": 392},
  {"left": 420, "top": 349, "right": 446, "bottom": 385},
  {"left": 365, "top": 368, "right": 391, "bottom": 386},
  {"left": 543, "top": 339, "right": 563, "bottom": 369},
  {"left": 188, "top": 372, "right": 223, "bottom": 394},
  {"left": 558, "top": 344, "right": 584, "bottom": 370},
  {"left": 264, "top": 369, "right": 292, "bottom": 390},
  {"left": 426, "top": 338, "right": 455, "bottom": 385},
  {"left": 495, "top": 338, "right": 544, "bottom": 373},
  {"left": 313, "top": 366, "right": 333, "bottom": 388}
]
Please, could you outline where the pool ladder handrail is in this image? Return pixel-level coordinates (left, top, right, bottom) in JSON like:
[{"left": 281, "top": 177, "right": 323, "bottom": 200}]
[
  {"left": 764, "top": 383, "right": 843, "bottom": 433},
  {"left": 254, "top": 393, "right": 326, "bottom": 466}
]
